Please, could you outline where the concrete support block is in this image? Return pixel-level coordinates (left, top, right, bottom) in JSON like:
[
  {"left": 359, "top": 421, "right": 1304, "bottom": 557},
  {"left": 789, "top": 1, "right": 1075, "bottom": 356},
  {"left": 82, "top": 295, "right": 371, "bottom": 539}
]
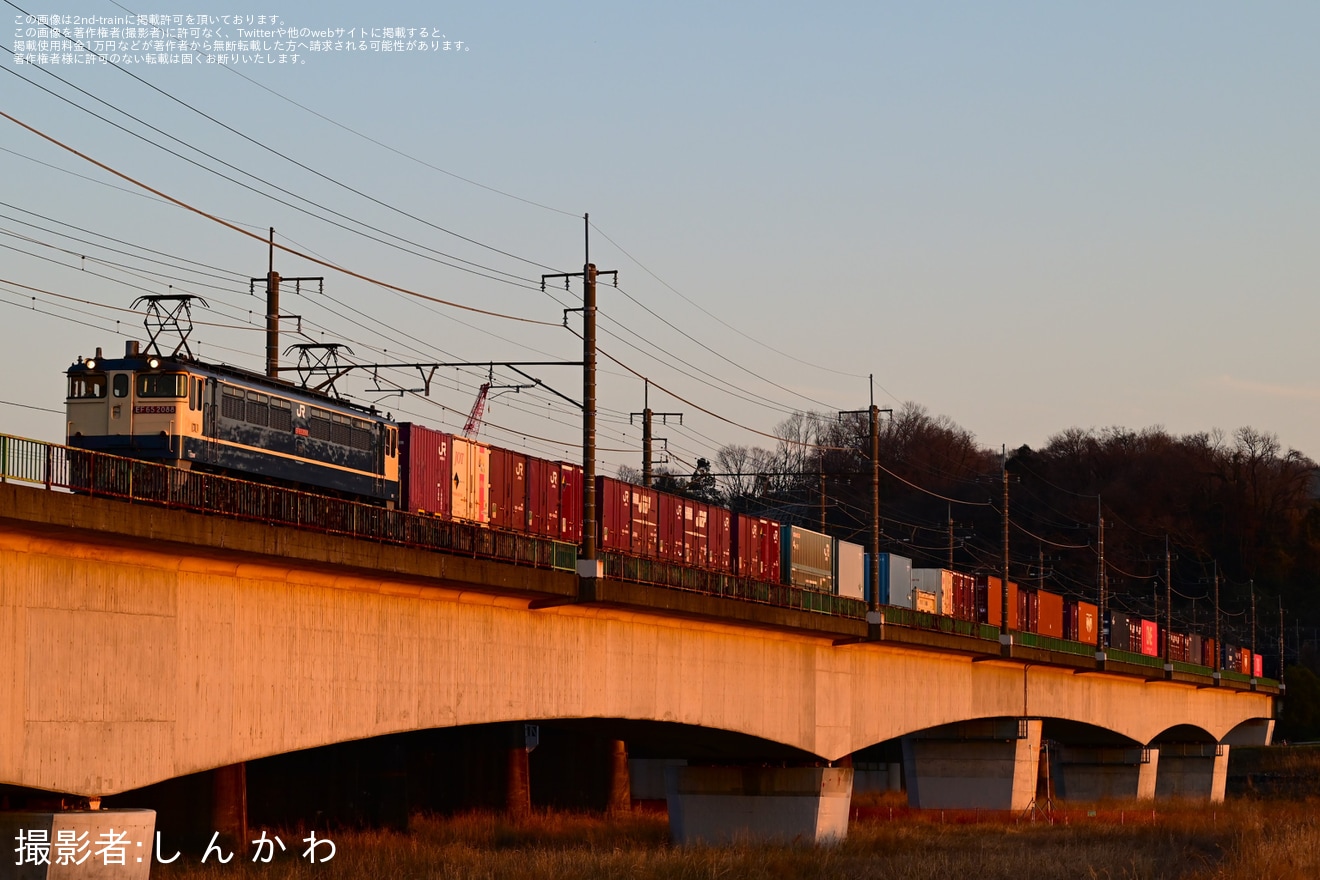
[
  {"left": 665, "top": 766, "right": 852, "bottom": 845},
  {"left": 902, "top": 719, "right": 1041, "bottom": 811},
  {"left": 606, "top": 740, "right": 631, "bottom": 814},
  {"left": 1052, "top": 746, "right": 1158, "bottom": 801},
  {"left": 0, "top": 809, "right": 155, "bottom": 880},
  {"left": 210, "top": 762, "right": 247, "bottom": 856},
  {"left": 1155, "top": 743, "right": 1229, "bottom": 802}
]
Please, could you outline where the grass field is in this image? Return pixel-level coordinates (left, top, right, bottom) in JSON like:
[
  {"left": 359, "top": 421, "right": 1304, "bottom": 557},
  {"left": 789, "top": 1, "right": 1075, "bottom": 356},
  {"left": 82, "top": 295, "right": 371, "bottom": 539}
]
[{"left": 153, "top": 794, "right": 1320, "bottom": 880}]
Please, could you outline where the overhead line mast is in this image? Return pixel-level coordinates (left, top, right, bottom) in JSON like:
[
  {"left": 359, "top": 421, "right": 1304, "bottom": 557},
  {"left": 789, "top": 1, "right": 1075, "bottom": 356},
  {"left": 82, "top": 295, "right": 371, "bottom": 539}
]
[{"left": 542, "top": 215, "right": 616, "bottom": 580}]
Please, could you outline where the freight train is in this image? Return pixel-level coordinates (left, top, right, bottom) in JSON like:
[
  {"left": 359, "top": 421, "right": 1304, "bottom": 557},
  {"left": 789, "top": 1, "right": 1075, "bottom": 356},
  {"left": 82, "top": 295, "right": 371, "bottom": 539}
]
[{"left": 63, "top": 342, "right": 1250, "bottom": 671}]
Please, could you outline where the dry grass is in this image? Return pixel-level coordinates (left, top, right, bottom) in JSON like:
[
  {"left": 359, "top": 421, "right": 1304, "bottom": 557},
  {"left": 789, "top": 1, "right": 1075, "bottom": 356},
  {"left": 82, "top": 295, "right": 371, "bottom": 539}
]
[{"left": 152, "top": 797, "right": 1320, "bottom": 880}]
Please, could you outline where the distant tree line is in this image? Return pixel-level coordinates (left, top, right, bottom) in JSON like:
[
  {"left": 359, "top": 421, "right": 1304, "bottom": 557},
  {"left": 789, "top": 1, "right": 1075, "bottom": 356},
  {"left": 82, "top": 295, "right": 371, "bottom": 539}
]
[{"left": 620, "top": 405, "right": 1320, "bottom": 737}]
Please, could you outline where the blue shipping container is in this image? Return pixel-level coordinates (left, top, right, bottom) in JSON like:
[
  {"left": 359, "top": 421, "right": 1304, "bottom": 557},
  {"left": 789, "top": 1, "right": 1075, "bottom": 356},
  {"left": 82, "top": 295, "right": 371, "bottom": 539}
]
[{"left": 863, "top": 552, "right": 913, "bottom": 606}]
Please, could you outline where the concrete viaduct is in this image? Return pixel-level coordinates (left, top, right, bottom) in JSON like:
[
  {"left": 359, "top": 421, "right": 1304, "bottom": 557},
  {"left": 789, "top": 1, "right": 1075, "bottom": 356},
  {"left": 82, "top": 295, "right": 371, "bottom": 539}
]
[{"left": 0, "top": 481, "right": 1276, "bottom": 840}]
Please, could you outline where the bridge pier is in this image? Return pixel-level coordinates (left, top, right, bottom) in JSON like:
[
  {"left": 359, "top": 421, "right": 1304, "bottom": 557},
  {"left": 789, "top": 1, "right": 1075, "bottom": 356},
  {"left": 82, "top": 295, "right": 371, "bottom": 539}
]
[
  {"left": 607, "top": 740, "right": 632, "bottom": 814},
  {"left": 1051, "top": 746, "right": 1158, "bottom": 801},
  {"left": 211, "top": 762, "right": 249, "bottom": 855},
  {"left": 664, "top": 766, "right": 853, "bottom": 845},
  {"left": 1155, "top": 744, "right": 1229, "bottom": 801},
  {"left": 901, "top": 719, "right": 1041, "bottom": 811},
  {"left": 506, "top": 737, "right": 532, "bottom": 818}
]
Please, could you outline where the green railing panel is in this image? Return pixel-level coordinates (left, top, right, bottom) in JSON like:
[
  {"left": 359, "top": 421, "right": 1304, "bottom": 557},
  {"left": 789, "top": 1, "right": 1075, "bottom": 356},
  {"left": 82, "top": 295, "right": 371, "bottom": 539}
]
[
  {"left": 1107, "top": 648, "right": 1164, "bottom": 669},
  {"left": 1017, "top": 632, "right": 1094, "bottom": 657}
]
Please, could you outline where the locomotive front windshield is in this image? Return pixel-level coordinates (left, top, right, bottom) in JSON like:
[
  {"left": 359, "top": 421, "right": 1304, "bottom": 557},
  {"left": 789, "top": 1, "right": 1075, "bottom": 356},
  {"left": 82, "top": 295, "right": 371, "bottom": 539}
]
[
  {"left": 137, "top": 372, "right": 188, "bottom": 398},
  {"left": 67, "top": 374, "right": 106, "bottom": 399}
]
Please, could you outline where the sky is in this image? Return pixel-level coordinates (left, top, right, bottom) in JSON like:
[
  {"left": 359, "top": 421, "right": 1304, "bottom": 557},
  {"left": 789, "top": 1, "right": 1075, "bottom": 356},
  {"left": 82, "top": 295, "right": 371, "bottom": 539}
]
[{"left": 2, "top": 0, "right": 1318, "bottom": 478}]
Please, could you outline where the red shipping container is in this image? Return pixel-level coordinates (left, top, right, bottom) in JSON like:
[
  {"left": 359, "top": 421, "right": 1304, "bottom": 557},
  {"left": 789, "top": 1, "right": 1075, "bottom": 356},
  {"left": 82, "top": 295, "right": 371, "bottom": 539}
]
[
  {"left": 1140, "top": 620, "right": 1159, "bottom": 657},
  {"left": 1038, "top": 590, "right": 1064, "bottom": 638},
  {"left": 1202, "top": 638, "right": 1217, "bottom": 669},
  {"left": 1253, "top": 653, "right": 1263, "bottom": 678},
  {"left": 630, "top": 485, "right": 659, "bottom": 558},
  {"left": 596, "top": 476, "right": 633, "bottom": 552},
  {"left": 1169, "top": 632, "right": 1188, "bottom": 663},
  {"left": 657, "top": 492, "right": 684, "bottom": 562},
  {"left": 527, "top": 457, "right": 558, "bottom": 537},
  {"left": 1017, "top": 588, "right": 1039, "bottom": 633},
  {"left": 398, "top": 423, "right": 453, "bottom": 517},
  {"left": 735, "top": 514, "right": 781, "bottom": 582},
  {"left": 488, "top": 446, "right": 528, "bottom": 533},
  {"left": 708, "top": 505, "right": 733, "bottom": 572},
  {"left": 684, "top": 499, "right": 710, "bottom": 567},
  {"left": 977, "top": 576, "right": 1020, "bottom": 629},
  {"left": 1128, "top": 619, "right": 1143, "bottom": 652},
  {"left": 1077, "top": 601, "right": 1098, "bottom": 645},
  {"left": 944, "top": 572, "right": 975, "bottom": 621},
  {"left": 1241, "top": 650, "right": 1253, "bottom": 676},
  {"left": 558, "top": 463, "right": 582, "bottom": 544}
]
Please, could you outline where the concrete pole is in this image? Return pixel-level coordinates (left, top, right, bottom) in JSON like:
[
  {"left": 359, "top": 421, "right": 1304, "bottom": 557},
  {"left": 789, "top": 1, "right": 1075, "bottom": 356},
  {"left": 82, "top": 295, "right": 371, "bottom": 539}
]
[
  {"left": 869, "top": 401, "right": 880, "bottom": 617},
  {"left": 1001, "top": 448, "right": 1010, "bottom": 641},
  {"left": 265, "top": 227, "right": 280, "bottom": 378},
  {"left": 582, "top": 254, "right": 598, "bottom": 565},
  {"left": 1165, "top": 535, "right": 1173, "bottom": 666}
]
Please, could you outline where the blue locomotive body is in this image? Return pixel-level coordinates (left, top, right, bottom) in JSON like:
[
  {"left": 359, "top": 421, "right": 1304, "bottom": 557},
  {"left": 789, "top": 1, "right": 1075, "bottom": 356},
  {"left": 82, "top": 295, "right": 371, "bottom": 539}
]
[{"left": 65, "top": 344, "right": 399, "bottom": 504}]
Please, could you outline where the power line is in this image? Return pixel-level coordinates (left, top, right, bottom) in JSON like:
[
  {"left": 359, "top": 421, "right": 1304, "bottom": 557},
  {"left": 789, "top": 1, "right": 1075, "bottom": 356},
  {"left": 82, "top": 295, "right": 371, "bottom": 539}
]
[{"left": 0, "top": 109, "right": 561, "bottom": 327}]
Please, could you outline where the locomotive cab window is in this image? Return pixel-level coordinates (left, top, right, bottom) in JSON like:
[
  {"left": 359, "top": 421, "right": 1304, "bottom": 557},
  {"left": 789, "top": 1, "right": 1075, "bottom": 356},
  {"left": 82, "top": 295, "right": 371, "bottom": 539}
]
[
  {"left": 112, "top": 374, "right": 129, "bottom": 398},
  {"left": 137, "top": 372, "right": 187, "bottom": 398},
  {"left": 67, "top": 374, "right": 106, "bottom": 399}
]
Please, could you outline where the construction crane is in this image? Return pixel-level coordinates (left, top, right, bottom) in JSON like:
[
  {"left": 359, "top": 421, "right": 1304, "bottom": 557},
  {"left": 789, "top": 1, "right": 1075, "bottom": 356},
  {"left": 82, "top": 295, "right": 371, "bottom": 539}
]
[{"left": 463, "top": 379, "right": 492, "bottom": 438}]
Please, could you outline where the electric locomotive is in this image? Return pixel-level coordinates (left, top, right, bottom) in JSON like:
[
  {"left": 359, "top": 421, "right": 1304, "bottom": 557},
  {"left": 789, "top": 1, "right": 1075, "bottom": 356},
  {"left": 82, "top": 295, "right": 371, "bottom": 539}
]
[{"left": 65, "top": 341, "right": 400, "bottom": 504}]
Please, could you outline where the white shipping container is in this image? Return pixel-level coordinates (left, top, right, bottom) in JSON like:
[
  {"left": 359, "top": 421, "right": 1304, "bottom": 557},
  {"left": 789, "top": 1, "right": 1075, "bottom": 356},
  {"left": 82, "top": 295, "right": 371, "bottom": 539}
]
[
  {"left": 910, "top": 569, "right": 950, "bottom": 615},
  {"left": 834, "top": 539, "right": 865, "bottom": 600},
  {"left": 450, "top": 436, "right": 491, "bottom": 524},
  {"left": 914, "top": 590, "right": 938, "bottom": 613}
]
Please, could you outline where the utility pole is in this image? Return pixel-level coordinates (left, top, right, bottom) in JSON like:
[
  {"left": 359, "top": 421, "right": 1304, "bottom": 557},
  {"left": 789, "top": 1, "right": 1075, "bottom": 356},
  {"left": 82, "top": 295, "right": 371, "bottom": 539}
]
[
  {"left": 1165, "top": 536, "right": 1173, "bottom": 669},
  {"left": 1001, "top": 446, "right": 1010, "bottom": 644},
  {"left": 629, "top": 380, "right": 681, "bottom": 487},
  {"left": 265, "top": 228, "right": 279, "bottom": 377},
  {"left": 1280, "top": 601, "right": 1286, "bottom": 683},
  {"left": 251, "top": 227, "right": 320, "bottom": 381},
  {"left": 870, "top": 389, "right": 880, "bottom": 623},
  {"left": 542, "top": 215, "right": 616, "bottom": 580},
  {"left": 1097, "top": 499, "right": 1106, "bottom": 655},
  {"left": 1250, "top": 579, "right": 1257, "bottom": 662},
  {"left": 819, "top": 458, "right": 827, "bottom": 533},
  {"left": 839, "top": 380, "right": 889, "bottom": 630},
  {"left": 1213, "top": 561, "right": 1221, "bottom": 674},
  {"left": 948, "top": 504, "right": 955, "bottom": 570}
]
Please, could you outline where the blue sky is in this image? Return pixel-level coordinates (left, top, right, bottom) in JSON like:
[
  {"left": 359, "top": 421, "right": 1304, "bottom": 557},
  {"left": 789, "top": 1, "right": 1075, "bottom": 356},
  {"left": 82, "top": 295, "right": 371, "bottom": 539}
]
[{"left": 3, "top": 1, "right": 1317, "bottom": 473}]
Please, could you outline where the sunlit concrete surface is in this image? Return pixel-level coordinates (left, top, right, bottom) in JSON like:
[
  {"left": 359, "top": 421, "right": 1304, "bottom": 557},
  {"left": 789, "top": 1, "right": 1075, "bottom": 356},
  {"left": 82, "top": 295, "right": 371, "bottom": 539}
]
[{"left": 0, "top": 484, "right": 1274, "bottom": 796}]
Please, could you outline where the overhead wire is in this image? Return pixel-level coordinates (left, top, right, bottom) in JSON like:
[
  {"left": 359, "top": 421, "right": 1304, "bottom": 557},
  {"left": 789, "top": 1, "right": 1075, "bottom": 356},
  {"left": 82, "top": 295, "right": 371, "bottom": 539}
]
[
  {"left": 7, "top": 0, "right": 566, "bottom": 273},
  {"left": 0, "top": 54, "right": 547, "bottom": 290},
  {"left": 0, "top": 109, "right": 562, "bottom": 327}
]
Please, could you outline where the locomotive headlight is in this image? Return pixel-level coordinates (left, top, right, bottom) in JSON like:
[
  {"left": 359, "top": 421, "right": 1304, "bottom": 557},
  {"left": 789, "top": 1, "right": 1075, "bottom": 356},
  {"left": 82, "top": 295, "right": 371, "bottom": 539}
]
[
  {"left": 146, "top": 356, "right": 161, "bottom": 369},
  {"left": 84, "top": 358, "right": 97, "bottom": 370}
]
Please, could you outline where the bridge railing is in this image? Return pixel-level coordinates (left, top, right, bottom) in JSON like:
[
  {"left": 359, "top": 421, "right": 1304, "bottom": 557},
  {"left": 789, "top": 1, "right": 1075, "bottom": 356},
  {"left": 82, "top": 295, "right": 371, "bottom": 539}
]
[
  {"left": 1106, "top": 648, "right": 1165, "bottom": 670},
  {"left": 600, "top": 553, "right": 868, "bottom": 618},
  {"left": 1015, "top": 631, "right": 1096, "bottom": 657},
  {"left": 1, "top": 432, "right": 577, "bottom": 574}
]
